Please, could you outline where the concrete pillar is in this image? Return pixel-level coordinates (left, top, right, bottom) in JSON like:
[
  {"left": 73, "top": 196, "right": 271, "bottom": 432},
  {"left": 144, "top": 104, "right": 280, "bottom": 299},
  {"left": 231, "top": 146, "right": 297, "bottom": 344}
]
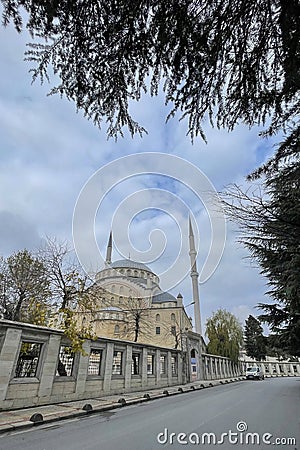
[
  {"left": 178, "top": 353, "right": 183, "bottom": 384},
  {"left": 209, "top": 357, "right": 214, "bottom": 380},
  {"left": 289, "top": 364, "right": 294, "bottom": 376},
  {"left": 221, "top": 359, "right": 224, "bottom": 377},
  {"left": 202, "top": 356, "right": 207, "bottom": 380},
  {"left": 141, "top": 347, "right": 148, "bottom": 388},
  {"left": 0, "top": 328, "right": 22, "bottom": 401},
  {"left": 230, "top": 360, "right": 234, "bottom": 377},
  {"left": 214, "top": 358, "right": 218, "bottom": 379},
  {"left": 275, "top": 363, "right": 280, "bottom": 376},
  {"left": 38, "top": 334, "right": 61, "bottom": 398},
  {"left": 268, "top": 363, "right": 272, "bottom": 376},
  {"left": 225, "top": 359, "right": 230, "bottom": 377},
  {"left": 167, "top": 352, "right": 172, "bottom": 385},
  {"left": 75, "top": 340, "right": 90, "bottom": 395},
  {"left": 124, "top": 345, "right": 132, "bottom": 390},
  {"left": 103, "top": 342, "right": 114, "bottom": 392},
  {"left": 155, "top": 349, "right": 161, "bottom": 384}
]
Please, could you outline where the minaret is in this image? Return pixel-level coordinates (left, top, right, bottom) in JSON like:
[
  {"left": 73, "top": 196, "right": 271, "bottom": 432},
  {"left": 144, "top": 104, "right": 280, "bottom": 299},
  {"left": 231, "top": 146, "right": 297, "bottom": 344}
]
[
  {"left": 188, "top": 216, "right": 202, "bottom": 336},
  {"left": 105, "top": 231, "right": 113, "bottom": 266}
]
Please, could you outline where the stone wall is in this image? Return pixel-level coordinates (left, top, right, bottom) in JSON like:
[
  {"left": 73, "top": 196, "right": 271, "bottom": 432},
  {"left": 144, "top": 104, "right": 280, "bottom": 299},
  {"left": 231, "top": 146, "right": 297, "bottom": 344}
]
[
  {"left": 0, "top": 320, "right": 245, "bottom": 411},
  {"left": 242, "top": 360, "right": 300, "bottom": 377},
  {"left": 201, "top": 353, "right": 243, "bottom": 380},
  {"left": 0, "top": 320, "right": 182, "bottom": 410}
]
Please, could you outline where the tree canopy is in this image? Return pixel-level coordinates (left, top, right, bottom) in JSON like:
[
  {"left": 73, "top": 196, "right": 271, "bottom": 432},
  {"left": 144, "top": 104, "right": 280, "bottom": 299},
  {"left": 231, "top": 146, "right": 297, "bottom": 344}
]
[
  {"left": 244, "top": 315, "right": 266, "bottom": 361},
  {"left": 222, "top": 159, "right": 300, "bottom": 356},
  {"left": 1, "top": 0, "right": 299, "bottom": 163},
  {"left": 0, "top": 250, "right": 50, "bottom": 323},
  {"left": 0, "top": 243, "right": 97, "bottom": 352},
  {"left": 205, "top": 308, "right": 243, "bottom": 362}
]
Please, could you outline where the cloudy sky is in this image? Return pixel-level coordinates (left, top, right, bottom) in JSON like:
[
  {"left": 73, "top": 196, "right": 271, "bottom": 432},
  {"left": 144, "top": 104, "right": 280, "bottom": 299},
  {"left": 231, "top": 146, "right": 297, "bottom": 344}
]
[{"left": 0, "top": 21, "right": 277, "bottom": 334}]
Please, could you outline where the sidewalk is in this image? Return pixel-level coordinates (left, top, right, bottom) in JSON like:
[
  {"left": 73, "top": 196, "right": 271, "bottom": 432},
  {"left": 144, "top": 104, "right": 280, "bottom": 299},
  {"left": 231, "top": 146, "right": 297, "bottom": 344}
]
[{"left": 0, "top": 377, "right": 245, "bottom": 435}]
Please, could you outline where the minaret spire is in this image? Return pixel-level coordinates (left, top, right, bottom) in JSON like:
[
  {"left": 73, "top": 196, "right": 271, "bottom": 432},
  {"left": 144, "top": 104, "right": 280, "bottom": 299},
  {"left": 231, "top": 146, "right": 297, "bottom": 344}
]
[
  {"left": 188, "top": 216, "right": 202, "bottom": 336},
  {"left": 105, "top": 231, "right": 113, "bottom": 266}
]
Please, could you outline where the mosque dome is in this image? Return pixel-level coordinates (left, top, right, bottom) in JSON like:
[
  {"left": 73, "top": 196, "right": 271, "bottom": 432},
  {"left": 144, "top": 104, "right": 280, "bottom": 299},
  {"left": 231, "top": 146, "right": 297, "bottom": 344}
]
[
  {"left": 110, "top": 259, "right": 153, "bottom": 273},
  {"left": 152, "top": 291, "right": 177, "bottom": 303}
]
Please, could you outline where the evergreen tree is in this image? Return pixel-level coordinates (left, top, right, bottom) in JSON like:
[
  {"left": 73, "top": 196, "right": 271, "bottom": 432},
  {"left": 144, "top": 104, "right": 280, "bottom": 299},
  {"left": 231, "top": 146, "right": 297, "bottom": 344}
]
[
  {"left": 206, "top": 309, "right": 243, "bottom": 362},
  {"left": 223, "top": 158, "right": 300, "bottom": 355},
  {"left": 244, "top": 315, "right": 266, "bottom": 361},
  {"left": 1, "top": 0, "right": 299, "bottom": 165}
]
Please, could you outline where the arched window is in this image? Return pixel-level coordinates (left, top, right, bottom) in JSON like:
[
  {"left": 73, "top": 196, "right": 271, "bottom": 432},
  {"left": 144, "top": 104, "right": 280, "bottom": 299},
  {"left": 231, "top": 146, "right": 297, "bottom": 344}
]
[
  {"left": 114, "top": 325, "right": 120, "bottom": 334},
  {"left": 82, "top": 317, "right": 86, "bottom": 327},
  {"left": 171, "top": 313, "right": 176, "bottom": 323},
  {"left": 156, "top": 314, "right": 160, "bottom": 322}
]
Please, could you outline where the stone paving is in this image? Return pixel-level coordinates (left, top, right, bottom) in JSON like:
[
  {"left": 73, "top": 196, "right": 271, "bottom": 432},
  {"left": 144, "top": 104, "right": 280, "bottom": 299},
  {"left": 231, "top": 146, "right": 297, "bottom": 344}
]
[{"left": 0, "top": 377, "right": 245, "bottom": 434}]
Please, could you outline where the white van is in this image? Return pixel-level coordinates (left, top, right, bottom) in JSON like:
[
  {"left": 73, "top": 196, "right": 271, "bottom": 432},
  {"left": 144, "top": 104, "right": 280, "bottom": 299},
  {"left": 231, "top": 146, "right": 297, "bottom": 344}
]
[{"left": 246, "top": 366, "right": 264, "bottom": 380}]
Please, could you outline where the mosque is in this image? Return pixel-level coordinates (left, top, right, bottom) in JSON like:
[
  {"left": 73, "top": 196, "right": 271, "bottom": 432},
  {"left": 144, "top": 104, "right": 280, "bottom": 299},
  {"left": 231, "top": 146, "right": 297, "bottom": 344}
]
[{"left": 80, "top": 218, "right": 203, "bottom": 350}]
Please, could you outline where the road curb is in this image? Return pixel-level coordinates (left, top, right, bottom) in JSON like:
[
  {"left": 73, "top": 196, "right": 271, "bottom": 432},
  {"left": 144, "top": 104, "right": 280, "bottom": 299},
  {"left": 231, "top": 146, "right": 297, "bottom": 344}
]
[{"left": 0, "top": 378, "right": 246, "bottom": 435}]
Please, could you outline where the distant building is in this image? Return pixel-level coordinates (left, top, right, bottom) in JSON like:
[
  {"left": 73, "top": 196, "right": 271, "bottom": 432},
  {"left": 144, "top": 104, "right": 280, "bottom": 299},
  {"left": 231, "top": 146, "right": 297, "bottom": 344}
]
[{"left": 77, "top": 219, "right": 203, "bottom": 349}]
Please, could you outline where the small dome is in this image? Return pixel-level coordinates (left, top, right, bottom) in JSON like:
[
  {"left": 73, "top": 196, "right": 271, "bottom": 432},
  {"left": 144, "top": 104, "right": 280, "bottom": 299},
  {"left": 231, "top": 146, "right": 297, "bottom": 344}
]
[
  {"left": 152, "top": 291, "right": 177, "bottom": 303},
  {"left": 110, "top": 259, "right": 153, "bottom": 273}
]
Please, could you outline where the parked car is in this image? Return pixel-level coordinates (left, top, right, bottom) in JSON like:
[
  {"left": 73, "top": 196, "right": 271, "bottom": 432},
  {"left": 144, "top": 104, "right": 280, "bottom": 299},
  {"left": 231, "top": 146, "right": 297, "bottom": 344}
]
[{"left": 246, "top": 366, "right": 264, "bottom": 380}]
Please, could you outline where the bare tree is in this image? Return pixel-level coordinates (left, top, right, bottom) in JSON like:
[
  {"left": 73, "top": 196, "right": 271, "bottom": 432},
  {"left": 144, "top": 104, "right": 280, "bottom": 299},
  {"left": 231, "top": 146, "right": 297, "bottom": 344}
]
[{"left": 39, "top": 238, "right": 98, "bottom": 351}]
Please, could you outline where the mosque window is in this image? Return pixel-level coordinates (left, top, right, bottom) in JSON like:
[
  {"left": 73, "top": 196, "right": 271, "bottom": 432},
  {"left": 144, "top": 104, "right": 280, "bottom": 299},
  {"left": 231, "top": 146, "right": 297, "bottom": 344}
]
[
  {"left": 56, "top": 346, "right": 75, "bottom": 377},
  {"left": 171, "top": 313, "right": 176, "bottom": 322},
  {"left": 147, "top": 354, "right": 154, "bottom": 375},
  {"left": 88, "top": 349, "right": 102, "bottom": 376},
  {"left": 171, "top": 355, "right": 177, "bottom": 376},
  {"left": 112, "top": 351, "right": 123, "bottom": 375},
  {"left": 156, "top": 314, "right": 160, "bottom": 322},
  {"left": 14, "top": 342, "right": 42, "bottom": 378},
  {"left": 160, "top": 355, "right": 167, "bottom": 375},
  {"left": 131, "top": 352, "right": 141, "bottom": 375},
  {"left": 156, "top": 326, "right": 161, "bottom": 335},
  {"left": 114, "top": 325, "right": 120, "bottom": 334}
]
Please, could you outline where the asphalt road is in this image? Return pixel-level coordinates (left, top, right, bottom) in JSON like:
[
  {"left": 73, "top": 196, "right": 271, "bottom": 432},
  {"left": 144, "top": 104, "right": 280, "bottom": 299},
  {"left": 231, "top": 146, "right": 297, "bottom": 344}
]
[{"left": 1, "top": 378, "right": 299, "bottom": 450}]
